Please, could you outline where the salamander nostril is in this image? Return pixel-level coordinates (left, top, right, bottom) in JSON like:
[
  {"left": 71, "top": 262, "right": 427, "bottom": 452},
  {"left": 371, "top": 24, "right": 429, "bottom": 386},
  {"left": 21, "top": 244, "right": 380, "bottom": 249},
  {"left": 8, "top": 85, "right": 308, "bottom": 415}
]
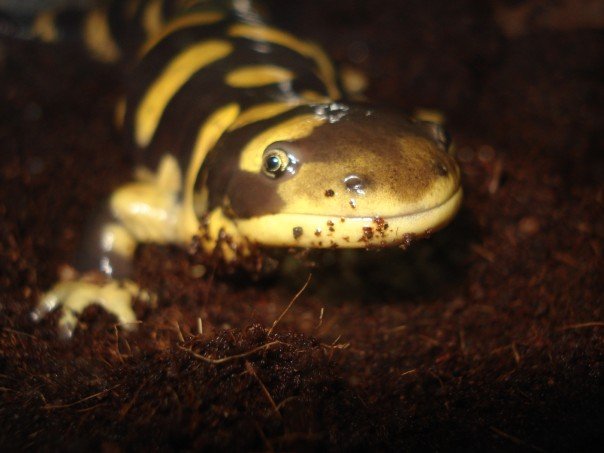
[
  {"left": 344, "top": 175, "right": 366, "bottom": 195},
  {"left": 435, "top": 162, "right": 448, "bottom": 176}
]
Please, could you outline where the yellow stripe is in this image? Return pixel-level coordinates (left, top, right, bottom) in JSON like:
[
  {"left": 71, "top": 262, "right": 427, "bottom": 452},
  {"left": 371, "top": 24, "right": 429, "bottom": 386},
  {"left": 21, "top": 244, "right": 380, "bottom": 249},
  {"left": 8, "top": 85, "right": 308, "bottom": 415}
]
[
  {"left": 225, "top": 65, "right": 295, "bottom": 88},
  {"left": 84, "top": 9, "right": 121, "bottom": 63},
  {"left": 228, "top": 102, "right": 300, "bottom": 131},
  {"left": 135, "top": 40, "right": 233, "bottom": 147},
  {"left": 142, "top": 0, "right": 165, "bottom": 38},
  {"left": 139, "top": 11, "right": 225, "bottom": 56},
  {"left": 31, "top": 11, "right": 58, "bottom": 42},
  {"left": 180, "top": 103, "right": 241, "bottom": 240},
  {"left": 228, "top": 24, "right": 340, "bottom": 99},
  {"left": 239, "top": 114, "right": 326, "bottom": 173}
]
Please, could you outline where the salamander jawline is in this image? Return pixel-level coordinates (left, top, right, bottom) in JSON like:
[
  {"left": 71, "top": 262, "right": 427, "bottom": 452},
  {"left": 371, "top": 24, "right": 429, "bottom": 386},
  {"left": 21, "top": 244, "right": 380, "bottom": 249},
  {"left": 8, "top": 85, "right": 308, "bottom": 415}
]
[{"left": 235, "top": 185, "right": 463, "bottom": 248}]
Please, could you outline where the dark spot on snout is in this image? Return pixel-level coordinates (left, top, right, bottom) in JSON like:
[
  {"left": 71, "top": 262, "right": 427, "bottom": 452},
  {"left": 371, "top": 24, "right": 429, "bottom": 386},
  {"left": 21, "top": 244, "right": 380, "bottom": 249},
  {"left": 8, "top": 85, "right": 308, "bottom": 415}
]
[
  {"left": 344, "top": 175, "right": 367, "bottom": 195},
  {"left": 435, "top": 162, "right": 448, "bottom": 176},
  {"left": 293, "top": 226, "right": 303, "bottom": 239},
  {"left": 324, "top": 189, "right": 335, "bottom": 197}
]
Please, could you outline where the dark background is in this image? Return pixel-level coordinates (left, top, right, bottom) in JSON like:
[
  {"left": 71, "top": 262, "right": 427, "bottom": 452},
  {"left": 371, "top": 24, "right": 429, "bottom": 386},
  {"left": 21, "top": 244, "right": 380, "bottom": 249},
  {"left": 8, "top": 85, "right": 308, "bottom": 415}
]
[{"left": 0, "top": 0, "right": 602, "bottom": 450}]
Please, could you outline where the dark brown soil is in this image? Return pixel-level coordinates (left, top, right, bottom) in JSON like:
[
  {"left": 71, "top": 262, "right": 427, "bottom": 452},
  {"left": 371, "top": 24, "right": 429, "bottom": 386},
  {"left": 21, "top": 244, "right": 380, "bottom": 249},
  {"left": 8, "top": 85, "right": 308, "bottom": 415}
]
[{"left": 1, "top": 0, "right": 602, "bottom": 450}]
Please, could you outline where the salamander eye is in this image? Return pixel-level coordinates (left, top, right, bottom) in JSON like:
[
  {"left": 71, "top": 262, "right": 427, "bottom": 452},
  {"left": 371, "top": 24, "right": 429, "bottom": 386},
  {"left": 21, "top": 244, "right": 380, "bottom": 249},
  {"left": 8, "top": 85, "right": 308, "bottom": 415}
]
[
  {"left": 262, "top": 148, "right": 297, "bottom": 178},
  {"left": 265, "top": 153, "right": 284, "bottom": 172},
  {"left": 262, "top": 150, "right": 288, "bottom": 177}
]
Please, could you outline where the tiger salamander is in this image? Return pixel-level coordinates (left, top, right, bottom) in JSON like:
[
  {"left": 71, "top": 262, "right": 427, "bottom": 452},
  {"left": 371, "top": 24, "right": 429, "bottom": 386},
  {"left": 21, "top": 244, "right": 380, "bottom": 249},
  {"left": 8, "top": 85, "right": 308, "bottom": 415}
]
[{"left": 14, "top": 0, "right": 462, "bottom": 336}]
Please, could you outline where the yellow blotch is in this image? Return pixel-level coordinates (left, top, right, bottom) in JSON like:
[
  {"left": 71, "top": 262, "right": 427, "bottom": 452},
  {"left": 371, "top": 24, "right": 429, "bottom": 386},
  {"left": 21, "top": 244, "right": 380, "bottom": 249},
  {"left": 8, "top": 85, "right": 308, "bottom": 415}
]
[
  {"left": 239, "top": 114, "right": 326, "bottom": 173},
  {"left": 229, "top": 24, "right": 340, "bottom": 99},
  {"left": 200, "top": 207, "right": 244, "bottom": 260},
  {"left": 413, "top": 108, "right": 446, "bottom": 125},
  {"left": 225, "top": 65, "right": 294, "bottom": 88},
  {"left": 31, "top": 11, "right": 58, "bottom": 42},
  {"left": 228, "top": 102, "right": 300, "bottom": 131},
  {"left": 142, "top": 0, "right": 165, "bottom": 38},
  {"left": 340, "top": 65, "right": 368, "bottom": 97},
  {"left": 125, "top": 0, "right": 142, "bottom": 19},
  {"left": 139, "top": 11, "right": 225, "bottom": 56},
  {"left": 135, "top": 40, "right": 233, "bottom": 147},
  {"left": 179, "top": 103, "right": 241, "bottom": 241},
  {"left": 84, "top": 9, "right": 121, "bottom": 63},
  {"left": 114, "top": 97, "right": 127, "bottom": 130},
  {"left": 301, "top": 90, "right": 331, "bottom": 103}
]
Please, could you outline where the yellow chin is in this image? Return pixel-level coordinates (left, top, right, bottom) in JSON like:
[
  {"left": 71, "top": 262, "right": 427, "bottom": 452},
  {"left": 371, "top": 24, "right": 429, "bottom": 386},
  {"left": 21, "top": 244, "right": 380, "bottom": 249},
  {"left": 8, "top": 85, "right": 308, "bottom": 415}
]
[{"left": 235, "top": 188, "right": 462, "bottom": 248}]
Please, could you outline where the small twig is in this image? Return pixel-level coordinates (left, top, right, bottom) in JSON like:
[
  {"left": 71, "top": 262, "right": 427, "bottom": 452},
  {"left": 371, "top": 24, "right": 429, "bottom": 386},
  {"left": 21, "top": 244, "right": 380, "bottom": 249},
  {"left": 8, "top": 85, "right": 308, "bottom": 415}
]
[
  {"left": 268, "top": 274, "right": 312, "bottom": 335},
  {"left": 197, "top": 317, "right": 203, "bottom": 335},
  {"left": 471, "top": 243, "right": 496, "bottom": 262},
  {"left": 180, "top": 340, "right": 284, "bottom": 364},
  {"left": 552, "top": 251, "right": 581, "bottom": 268},
  {"left": 490, "top": 426, "right": 545, "bottom": 452},
  {"left": 43, "top": 384, "right": 120, "bottom": 410},
  {"left": 245, "top": 361, "right": 281, "bottom": 419},
  {"left": 253, "top": 421, "right": 274, "bottom": 453},
  {"left": 119, "top": 380, "right": 147, "bottom": 420},
  {"left": 559, "top": 321, "right": 604, "bottom": 331},
  {"left": 275, "top": 395, "right": 301, "bottom": 411},
  {"left": 321, "top": 336, "right": 350, "bottom": 360},
  {"left": 419, "top": 334, "right": 440, "bottom": 346},
  {"left": 2, "top": 328, "right": 37, "bottom": 339},
  {"left": 400, "top": 369, "right": 417, "bottom": 377},
  {"left": 175, "top": 322, "right": 185, "bottom": 343},
  {"left": 459, "top": 330, "right": 468, "bottom": 356},
  {"left": 511, "top": 342, "right": 521, "bottom": 365},
  {"left": 488, "top": 157, "right": 503, "bottom": 194},
  {"left": 113, "top": 325, "right": 125, "bottom": 364},
  {"left": 315, "top": 307, "right": 325, "bottom": 330},
  {"left": 315, "top": 314, "right": 338, "bottom": 339},
  {"left": 76, "top": 402, "right": 107, "bottom": 413},
  {"left": 321, "top": 342, "right": 350, "bottom": 350},
  {"left": 383, "top": 324, "right": 407, "bottom": 334}
]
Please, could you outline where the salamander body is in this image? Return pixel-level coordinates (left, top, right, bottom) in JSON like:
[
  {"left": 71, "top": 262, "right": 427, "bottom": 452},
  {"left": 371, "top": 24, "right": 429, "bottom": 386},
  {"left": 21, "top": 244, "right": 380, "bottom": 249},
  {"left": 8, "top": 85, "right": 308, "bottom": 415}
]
[{"left": 15, "top": 0, "right": 462, "bottom": 335}]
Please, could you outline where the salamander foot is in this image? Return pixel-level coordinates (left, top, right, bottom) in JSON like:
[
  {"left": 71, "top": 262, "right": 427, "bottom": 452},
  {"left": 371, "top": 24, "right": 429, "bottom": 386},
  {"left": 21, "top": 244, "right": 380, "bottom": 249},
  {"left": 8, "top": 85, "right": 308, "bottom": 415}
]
[{"left": 33, "top": 279, "right": 151, "bottom": 338}]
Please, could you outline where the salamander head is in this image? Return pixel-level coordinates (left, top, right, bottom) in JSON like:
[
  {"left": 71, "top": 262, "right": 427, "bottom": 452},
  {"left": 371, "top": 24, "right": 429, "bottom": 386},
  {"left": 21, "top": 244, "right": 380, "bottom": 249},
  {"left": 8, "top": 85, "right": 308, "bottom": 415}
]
[{"left": 207, "top": 102, "right": 462, "bottom": 249}]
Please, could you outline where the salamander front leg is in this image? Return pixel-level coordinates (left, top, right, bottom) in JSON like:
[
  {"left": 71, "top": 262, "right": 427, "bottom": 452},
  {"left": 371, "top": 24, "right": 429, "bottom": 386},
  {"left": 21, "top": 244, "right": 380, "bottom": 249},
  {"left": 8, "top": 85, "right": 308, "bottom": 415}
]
[
  {"left": 33, "top": 278, "right": 146, "bottom": 337},
  {"left": 34, "top": 155, "right": 183, "bottom": 337}
]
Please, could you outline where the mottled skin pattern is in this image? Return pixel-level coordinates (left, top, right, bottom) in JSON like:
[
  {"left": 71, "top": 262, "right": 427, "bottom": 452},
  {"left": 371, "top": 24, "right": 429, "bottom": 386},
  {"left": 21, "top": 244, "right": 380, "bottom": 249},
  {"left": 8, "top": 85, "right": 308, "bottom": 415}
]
[{"left": 8, "top": 0, "right": 462, "bottom": 336}]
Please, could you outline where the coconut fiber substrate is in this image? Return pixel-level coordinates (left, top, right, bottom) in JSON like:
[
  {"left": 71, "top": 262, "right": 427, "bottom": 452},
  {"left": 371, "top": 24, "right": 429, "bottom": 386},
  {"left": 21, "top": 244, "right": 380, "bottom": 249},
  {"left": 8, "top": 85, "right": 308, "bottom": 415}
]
[{"left": 0, "top": 0, "right": 602, "bottom": 451}]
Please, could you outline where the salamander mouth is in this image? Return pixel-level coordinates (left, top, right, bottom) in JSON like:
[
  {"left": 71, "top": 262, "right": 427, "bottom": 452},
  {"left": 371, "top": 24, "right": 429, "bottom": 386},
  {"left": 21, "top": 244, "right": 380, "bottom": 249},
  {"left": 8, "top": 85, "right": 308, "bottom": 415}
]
[{"left": 234, "top": 187, "right": 463, "bottom": 248}]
